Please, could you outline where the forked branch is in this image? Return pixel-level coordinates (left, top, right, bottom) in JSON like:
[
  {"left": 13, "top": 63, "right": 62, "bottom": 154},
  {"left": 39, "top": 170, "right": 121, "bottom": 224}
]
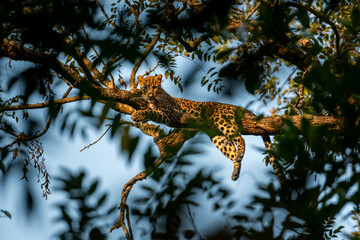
[{"left": 110, "top": 125, "right": 198, "bottom": 239}]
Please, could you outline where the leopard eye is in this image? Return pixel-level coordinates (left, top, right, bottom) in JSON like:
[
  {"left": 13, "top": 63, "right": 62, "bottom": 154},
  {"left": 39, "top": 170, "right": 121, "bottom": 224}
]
[{"left": 151, "top": 86, "right": 158, "bottom": 90}]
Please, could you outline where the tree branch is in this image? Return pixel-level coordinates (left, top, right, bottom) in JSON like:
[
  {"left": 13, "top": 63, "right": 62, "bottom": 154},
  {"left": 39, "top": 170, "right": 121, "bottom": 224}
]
[
  {"left": 242, "top": 114, "right": 344, "bottom": 135},
  {"left": 285, "top": 2, "right": 341, "bottom": 57},
  {"left": 262, "top": 135, "right": 287, "bottom": 186},
  {"left": 0, "top": 96, "right": 91, "bottom": 112},
  {"left": 129, "top": 27, "right": 162, "bottom": 89},
  {"left": 227, "top": 1, "right": 261, "bottom": 32},
  {"left": 0, "top": 38, "right": 84, "bottom": 86},
  {"left": 82, "top": 26, "right": 117, "bottom": 89},
  {"left": 95, "top": 0, "right": 118, "bottom": 28},
  {"left": 110, "top": 125, "right": 198, "bottom": 237},
  {"left": 177, "top": 33, "right": 211, "bottom": 52},
  {"left": 80, "top": 125, "right": 112, "bottom": 152}
]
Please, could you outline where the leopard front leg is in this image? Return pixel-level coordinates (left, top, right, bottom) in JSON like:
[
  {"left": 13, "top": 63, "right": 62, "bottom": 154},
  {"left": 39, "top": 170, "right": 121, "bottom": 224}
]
[
  {"left": 211, "top": 135, "right": 242, "bottom": 181},
  {"left": 131, "top": 110, "right": 170, "bottom": 124}
]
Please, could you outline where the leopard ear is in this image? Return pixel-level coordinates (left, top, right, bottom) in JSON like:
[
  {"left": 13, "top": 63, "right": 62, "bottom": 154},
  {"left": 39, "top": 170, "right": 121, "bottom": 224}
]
[
  {"left": 137, "top": 75, "right": 145, "bottom": 86},
  {"left": 155, "top": 74, "right": 163, "bottom": 84}
]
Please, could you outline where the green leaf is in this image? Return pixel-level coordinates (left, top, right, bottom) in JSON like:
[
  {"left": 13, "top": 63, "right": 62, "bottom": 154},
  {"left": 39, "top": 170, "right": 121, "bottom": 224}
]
[
  {"left": 201, "top": 79, "right": 209, "bottom": 87},
  {"left": 121, "top": 126, "right": 139, "bottom": 161},
  {"left": 88, "top": 180, "right": 99, "bottom": 195},
  {"left": 0, "top": 160, "right": 5, "bottom": 174},
  {"left": 144, "top": 145, "right": 156, "bottom": 169},
  {"left": 296, "top": 7, "right": 310, "bottom": 28},
  {"left": 99, "top": 101, "right": 114, "bottom": 124},
  {"left": 111, "top": 114, "right": 121, "bottom": 137},
  {"left": 65, "top": 55, "right": 73, "bottom": 64},
  {"left": 208, "top": 67, "right": 216, "bottom": 73},
  {"left": 97, "top": 193, "right": 107, "bottom": 207},
  {"left": 141, "top": 185, "right": 155, "bottom": 194},
  {"left": 1, "top": 209, "right": 12, "bottom": 219}
]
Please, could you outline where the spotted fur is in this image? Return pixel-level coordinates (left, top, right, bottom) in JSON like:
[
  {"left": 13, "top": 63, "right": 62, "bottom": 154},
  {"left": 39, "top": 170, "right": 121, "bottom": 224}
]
[{"left": 132, "top": 74, "right": 250, "bottom": 180}]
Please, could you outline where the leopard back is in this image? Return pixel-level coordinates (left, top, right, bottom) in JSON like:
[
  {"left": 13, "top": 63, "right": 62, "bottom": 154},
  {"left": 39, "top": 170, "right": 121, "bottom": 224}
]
[{"left": 133, "top": 74, "right": 247, "bottom": 180}]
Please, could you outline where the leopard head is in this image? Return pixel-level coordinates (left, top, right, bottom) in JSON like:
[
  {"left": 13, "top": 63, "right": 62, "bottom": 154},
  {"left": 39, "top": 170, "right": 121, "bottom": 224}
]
[{"left": 137, "top": 75, "right": 163, "bottom": 98}]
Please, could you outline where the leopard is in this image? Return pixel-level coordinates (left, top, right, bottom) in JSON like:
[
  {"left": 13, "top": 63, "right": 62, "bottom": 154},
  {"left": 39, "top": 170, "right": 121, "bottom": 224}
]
[{"left": 131, "top": 74, "right": 253, "bottom": 181}]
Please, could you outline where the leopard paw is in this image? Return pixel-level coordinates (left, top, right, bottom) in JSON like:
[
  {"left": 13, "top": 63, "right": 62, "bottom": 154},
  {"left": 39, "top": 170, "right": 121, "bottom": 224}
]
[
  {"left": 231, "top": 161, "right": 241, "bottom": 181},
  {"left": 131, "top": 111, "right": 147, "bottom": 122}
]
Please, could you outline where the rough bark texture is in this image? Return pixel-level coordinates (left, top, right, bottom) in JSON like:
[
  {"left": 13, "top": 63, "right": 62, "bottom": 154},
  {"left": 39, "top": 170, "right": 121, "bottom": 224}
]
[{"left": 240, "top": 114, "right": 344, "bottom": 135}]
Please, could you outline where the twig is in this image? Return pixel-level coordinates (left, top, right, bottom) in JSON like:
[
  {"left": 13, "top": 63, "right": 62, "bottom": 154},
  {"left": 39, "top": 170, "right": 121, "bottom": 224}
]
[
  {"left": 109, "top": 155, "right": 166, "bottom": 238},
  {"left": 261, "top": 135, "right": 287, "bottom": 186},
  {"left": 56, "top": 26, "right": 102, "bottom": 87},
  {"left": 0, "top": 96, "right": 91, "bottom": 112},
  {"left": 142, "top": 60, "right": 160, "bottom": 77},
  {"left": 124, "top": 0, "right": 140, "bottom": 35},
  {"left": 0, "top": 87, "right": 74, "bottom": 151},
  {"left": 227, "top": 1, "right": 261, "bottom": 32},
  {"left": 285, "top": 2, "right": 341, "bottom": 57},
  {"left": 245, "top": 1, "right": 261, "bottom": 21},
  {"left": 130, "top": 27, "right": 162, "bottom": 89},
  {"left": 29, "top": 87, "right": 73, "bottom": 141},
  {"left": 0, "top": 138, "right": 19, "bottom": 152},
  {"left": 177, "top": 34, "right": 211, "bottom": 52},
  {"left": 125, "top": 205, "right": 134, "bottom": 240},
  {"left": 95, "top": 0, "right": 118, "bottom": 28},
  {"left": 80, "top": 125, "right": 112, "bottom": 152},
  {"left": 82, "top": 26, "right": 117, "bottom": 89}
]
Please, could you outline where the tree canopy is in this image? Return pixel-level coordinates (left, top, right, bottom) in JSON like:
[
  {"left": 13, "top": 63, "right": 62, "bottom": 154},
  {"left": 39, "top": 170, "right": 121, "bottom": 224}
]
[{"left": 1, "top": 0, "right": 360, "bottom": 239}]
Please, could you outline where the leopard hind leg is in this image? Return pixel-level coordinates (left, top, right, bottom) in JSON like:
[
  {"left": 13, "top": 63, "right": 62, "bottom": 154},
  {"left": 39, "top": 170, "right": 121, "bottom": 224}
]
[
  {"left": 212, "top": 116, "right": 246, "bottom": 180},
  {"left": 232, "top": 134, "right": 245, "bottom": 170},
  {"left": 211, "top": 135, "right": 241, "bottom": 181}
]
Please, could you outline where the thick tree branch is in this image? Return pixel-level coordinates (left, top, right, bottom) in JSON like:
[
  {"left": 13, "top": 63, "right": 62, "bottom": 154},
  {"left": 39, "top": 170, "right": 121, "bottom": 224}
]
[
  {"left": 242, "top": 114, "right": 344, "bottom": 135},
  {"left": 109, "top": 109, "right": 345, "bottom": 238},
  {"left": 272, "top": 42, "right": 313, "bottom": 71},
  {"left": 0, "top": 38, "right": 84, "bottom": 86}
]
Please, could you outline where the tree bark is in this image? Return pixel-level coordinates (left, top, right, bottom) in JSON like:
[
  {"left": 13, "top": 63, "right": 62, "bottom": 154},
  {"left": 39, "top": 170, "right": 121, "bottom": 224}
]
[{"left": 240, "top": 114, "right": 344, "bottom": 136}]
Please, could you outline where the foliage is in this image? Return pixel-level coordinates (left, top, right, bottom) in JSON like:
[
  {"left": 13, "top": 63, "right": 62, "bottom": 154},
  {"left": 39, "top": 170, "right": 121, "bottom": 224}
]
[
  {"left": 0, "top": 0, "right": 360, "bottom": 239},
  {"left": 53, "top": 168, "right": 118, "bottom": 240}
]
